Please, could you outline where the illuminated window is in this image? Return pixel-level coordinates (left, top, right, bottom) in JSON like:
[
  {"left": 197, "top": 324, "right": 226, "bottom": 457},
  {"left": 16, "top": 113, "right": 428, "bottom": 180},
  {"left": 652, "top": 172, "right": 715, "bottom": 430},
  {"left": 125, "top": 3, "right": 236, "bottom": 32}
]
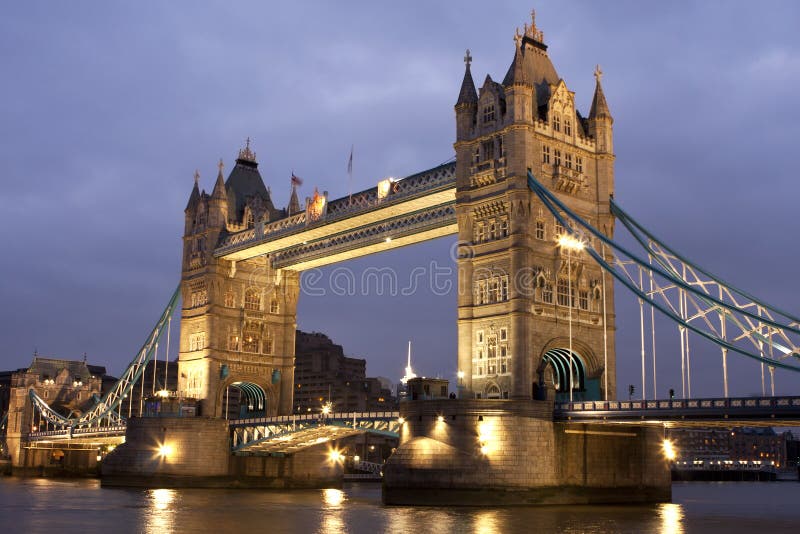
[
  {"left": 554, "top": 219, "right": 564, "bottom": 237},
  {"left": 242, "top": 326, "right": 260, "bottom": 353},
  {"left": 270, "top": 299, "right": 279, "bottom": 314},
  {"left": 488, "top": 279, "right": 499, "bottom": 303},
  {"left": 263, "top": 330, "right": 273, "bottom": 355},
  {"left": 535, "top": 220, "right": 545, "bottom": 240},
  {"left": 228, "top": 334, "right": 240, "bottom": 351},
  {"left": 244, "top": 288, "right": 261, "bottom": 311},
  {"left": 542, "top": 145, "right": 551, "bottom": 164}
]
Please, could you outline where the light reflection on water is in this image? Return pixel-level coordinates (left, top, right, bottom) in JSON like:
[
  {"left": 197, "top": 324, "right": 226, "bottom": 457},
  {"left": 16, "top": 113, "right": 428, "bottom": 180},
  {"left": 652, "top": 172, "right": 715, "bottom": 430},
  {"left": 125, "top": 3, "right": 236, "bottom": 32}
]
[
  {"left": 0, "top": 480, "right": 799, "bottom": 533},
  {"left": 145, "top": 488, "right": 177, "bottom": 534}
]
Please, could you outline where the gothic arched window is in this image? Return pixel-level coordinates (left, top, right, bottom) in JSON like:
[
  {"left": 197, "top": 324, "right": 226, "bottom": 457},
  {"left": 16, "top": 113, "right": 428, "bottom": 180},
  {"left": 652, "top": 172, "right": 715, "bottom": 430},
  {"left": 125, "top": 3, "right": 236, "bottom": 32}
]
[{"left": 244, "top": 288, "right": 261, "bottom": 311}]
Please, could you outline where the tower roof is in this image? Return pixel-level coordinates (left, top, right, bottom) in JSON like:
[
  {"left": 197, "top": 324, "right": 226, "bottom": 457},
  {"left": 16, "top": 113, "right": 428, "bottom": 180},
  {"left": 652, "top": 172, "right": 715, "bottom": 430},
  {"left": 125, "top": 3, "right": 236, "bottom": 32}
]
[
  {"left": 225, "top": 139, "right": 281, "bottom": 222},
  {"left": 456, "top": 49, "right": 478, "bottom": 105},
  {"left": 185, "top": 170, "right": 200, "bottom": 211},
  {"left": 589, "top": 65, "right": 612, "bottom": 121},
  {"left": 288, "top": 184, "right": 301, "bottom": 215},
  {"left": 501, "top": 11, "right": 559, "bottom": 106},
  {"left": 211, "top": 159, "right": 227, "bottom": 201}
]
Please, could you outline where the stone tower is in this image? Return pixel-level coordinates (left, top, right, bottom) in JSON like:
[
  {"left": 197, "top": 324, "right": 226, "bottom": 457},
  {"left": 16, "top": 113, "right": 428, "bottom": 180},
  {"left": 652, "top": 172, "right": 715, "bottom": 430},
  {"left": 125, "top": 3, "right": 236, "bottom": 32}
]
[
  {"left": 178, "top": 141, "right": 299, "bottom": 417},
  {"left": 454, "top": 13, "right": 616, "bottom": 401}
]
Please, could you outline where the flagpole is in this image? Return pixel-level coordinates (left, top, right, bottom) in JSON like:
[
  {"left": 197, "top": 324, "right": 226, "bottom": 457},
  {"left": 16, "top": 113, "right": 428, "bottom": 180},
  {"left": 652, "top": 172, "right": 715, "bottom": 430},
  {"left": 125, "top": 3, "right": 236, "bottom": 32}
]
[{"left": 347, "top": 145, "right": 353, "bottom": 203}]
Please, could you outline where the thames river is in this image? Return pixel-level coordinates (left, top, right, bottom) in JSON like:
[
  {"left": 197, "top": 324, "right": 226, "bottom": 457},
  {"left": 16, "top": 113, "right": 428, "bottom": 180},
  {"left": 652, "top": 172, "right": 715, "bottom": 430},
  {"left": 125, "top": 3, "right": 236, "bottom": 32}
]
[{"left": 1, "top": 479, "right": 798, "bottom": 533}]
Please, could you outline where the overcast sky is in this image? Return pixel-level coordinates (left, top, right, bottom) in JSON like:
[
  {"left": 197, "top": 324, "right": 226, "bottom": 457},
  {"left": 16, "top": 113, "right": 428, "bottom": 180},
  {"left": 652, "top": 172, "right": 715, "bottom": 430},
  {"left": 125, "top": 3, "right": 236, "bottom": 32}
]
[{"left": 2, "top": 1, "right": 799, "bottom": 399}]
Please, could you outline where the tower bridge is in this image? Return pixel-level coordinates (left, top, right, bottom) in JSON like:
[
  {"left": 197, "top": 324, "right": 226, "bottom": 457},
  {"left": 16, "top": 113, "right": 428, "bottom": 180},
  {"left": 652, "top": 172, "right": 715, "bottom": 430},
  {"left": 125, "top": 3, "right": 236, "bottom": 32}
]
[{"left": 3, "top": 10, "right": 799, "bottom": 503}]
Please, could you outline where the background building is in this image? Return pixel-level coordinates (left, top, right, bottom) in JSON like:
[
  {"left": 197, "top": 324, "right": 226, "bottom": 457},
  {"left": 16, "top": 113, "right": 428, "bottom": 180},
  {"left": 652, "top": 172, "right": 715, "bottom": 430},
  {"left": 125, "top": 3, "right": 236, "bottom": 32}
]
[{"left": 293, "top": 331, "right": 394, "bottom": 413}]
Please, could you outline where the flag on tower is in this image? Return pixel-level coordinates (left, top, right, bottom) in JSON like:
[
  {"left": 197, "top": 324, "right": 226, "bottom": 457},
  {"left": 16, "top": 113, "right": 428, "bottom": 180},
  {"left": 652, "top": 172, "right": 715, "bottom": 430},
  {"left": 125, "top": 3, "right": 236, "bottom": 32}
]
[{"left": 291, "top": 173, "right": 303, "bottom": 186}]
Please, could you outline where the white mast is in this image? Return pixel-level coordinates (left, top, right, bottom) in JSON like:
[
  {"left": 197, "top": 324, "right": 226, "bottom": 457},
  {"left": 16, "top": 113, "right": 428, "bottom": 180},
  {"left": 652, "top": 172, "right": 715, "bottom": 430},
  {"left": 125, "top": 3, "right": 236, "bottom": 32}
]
[{"left": 401, "top": 340, "right": 417, "bottom": 385}]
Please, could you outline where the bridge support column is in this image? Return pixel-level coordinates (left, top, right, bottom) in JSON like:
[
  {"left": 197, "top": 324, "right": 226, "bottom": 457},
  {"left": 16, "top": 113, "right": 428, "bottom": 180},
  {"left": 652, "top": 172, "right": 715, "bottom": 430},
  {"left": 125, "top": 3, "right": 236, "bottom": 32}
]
[{"left": 383, "top": 400, "right": 671, "bottom": 505}]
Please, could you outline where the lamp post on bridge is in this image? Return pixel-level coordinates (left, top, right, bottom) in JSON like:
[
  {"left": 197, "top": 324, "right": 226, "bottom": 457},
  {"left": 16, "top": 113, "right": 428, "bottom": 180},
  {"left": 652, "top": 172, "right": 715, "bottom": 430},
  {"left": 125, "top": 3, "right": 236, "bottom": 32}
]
[{"left": 558, "top": 234, "right": 585, "bottom": 403}]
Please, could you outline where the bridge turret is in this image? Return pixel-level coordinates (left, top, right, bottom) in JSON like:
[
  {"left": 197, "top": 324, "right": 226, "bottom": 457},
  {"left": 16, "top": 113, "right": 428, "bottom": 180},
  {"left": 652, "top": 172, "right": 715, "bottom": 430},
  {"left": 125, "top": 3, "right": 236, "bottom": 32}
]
[
  {"left": 455, "top": 50, "right": 478, "bottom": 144},
  {"left": 588, "top": 65, "right": 613, "bottom": 154},
  {"left": 209, "top": 159, "right": 229, "bottom": 229}
]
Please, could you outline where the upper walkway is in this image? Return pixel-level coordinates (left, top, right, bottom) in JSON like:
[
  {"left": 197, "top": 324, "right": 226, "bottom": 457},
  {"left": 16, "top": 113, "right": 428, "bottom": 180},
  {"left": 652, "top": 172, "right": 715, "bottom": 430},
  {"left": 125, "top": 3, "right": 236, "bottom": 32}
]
[{"left": 214, "top": 163, "right": 456, "bottom": 270}]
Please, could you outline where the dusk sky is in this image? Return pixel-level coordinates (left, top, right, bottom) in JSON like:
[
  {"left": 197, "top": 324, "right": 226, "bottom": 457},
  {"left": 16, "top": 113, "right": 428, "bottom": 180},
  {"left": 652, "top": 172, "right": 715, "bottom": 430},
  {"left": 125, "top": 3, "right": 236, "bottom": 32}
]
[{"left": 2, "top": 1, "right": 800, "bottom": 399}]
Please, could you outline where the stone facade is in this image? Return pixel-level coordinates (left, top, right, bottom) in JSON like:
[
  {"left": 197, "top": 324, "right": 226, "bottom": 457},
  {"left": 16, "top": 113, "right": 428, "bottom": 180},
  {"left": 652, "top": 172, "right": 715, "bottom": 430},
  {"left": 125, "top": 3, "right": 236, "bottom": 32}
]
[
  {"left": 178, "top": 145, "right": 299, "bottom": 417},
  {"left": 384, "top": 399, "right": 670, "bottom": 505},
  {"left": 454, "top": 12, "right": 616, "bottom": 402}
]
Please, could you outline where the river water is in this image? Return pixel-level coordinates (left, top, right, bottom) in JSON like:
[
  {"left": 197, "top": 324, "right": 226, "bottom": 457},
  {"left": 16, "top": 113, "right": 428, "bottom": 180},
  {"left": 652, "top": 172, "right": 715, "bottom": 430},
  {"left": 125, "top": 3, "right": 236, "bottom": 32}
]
[{"left": 0, "top": 479, "right": 798, "bottom": 533}]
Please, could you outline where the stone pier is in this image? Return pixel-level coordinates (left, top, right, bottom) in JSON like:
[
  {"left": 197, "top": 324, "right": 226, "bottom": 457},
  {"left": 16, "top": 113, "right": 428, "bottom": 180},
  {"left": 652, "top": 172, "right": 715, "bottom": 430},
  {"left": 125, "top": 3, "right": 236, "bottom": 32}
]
[
  {"left": 101, "top": 417, "right": 342, "bottom": 488},
  {"left": 383, "top": 399, "right": 671, "bottom": 505}
]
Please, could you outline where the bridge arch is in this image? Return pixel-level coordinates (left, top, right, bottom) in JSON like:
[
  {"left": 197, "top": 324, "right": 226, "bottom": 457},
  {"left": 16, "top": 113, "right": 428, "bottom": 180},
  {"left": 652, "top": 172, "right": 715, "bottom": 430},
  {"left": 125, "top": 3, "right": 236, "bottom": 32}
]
[
  {"left": 216, "top": 376, "right": 277, "bottom": 419},
  {"left": 536, "top": 338, "right": 602, "bottom": 402}
]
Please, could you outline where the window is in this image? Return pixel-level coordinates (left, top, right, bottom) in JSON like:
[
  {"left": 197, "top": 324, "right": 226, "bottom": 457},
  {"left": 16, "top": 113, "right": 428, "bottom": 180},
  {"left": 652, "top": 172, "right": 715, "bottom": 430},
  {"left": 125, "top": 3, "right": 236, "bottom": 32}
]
[
  {"left": 579, "top": 290, "right": 589, "bottom": 310},
  {"left": 498, "top": 136, "right": 504, "bottom": 157},
  {"left": 228, "top": 334, "right": 240, "bottom": 351},
  {"left": 564, "top": 118, "right": 572, "bottom": 136},
  {"left": 488, "top": 279, "right": 499, "bottom": 303},
  {"left": 553, "top": 114, "right": 561, "bottom": 132},
  {"left": 554, "top": 219, "right": 564, "bottom": 238},
  {"left": 242, "top": 327, "right": 259, "bottom": 353},
  {"left": 535, "top": 220, "right": 545, "bottom": 240},
  {"left": 565, "top": 153, "right": 573, "bottom": 169},
  {"left": 500, "top": 345, "right": 508, "bottom": 357},
  {"left": 190, "top": 287, "right": 208, "bottom": 308},
  {"left": 576, "top": 156, "right": 583, "bottom": 173},
  {"left": 224, "top": 290, "right": 235, "bottom": 308},
  {"left": 263, "top": 330, "right": 274, "bottom": 355},
  {"left": 557, "top": 278, "right": 571, "bottom": 307},
  {"left": 477, "top": 331, "right": 484, "bottom": 344},
  {"left": 482, "top": 140, "right": 495, "bottom": 161},
  {"left": 554, "top": 149, "right": 562, "bottom": 167},
  {"left": 474, "top": 221, "right": 485, "bottom": 243},
  {"left": 244, "top": 288, "right": 261, "bottom": 311},
  {"left": 542, "top": 145, "right": 551, "bottom": 164},
  {"left": 488, "top": 219, "right": 496, "bottom": 240},
  {"left": 270, "top": 299, "right": 279, "bottom": 314},
  {"left": 189, "top": 332, "right": 206, "bottom": 352},
  {"left": 483, "top": 105, "right": 495, "bottom": 123},
  {"left": 500, "top": 216, "right": 509, "bottom": 237},
  {"left": 500, "top": 328, "right": 507, "bottom": 341},
  {"left": 500, "top": 276, "right": 509, "bottom": 301},
  {"left": 473, "top": 147, "right": 480, "bottom": 164}
]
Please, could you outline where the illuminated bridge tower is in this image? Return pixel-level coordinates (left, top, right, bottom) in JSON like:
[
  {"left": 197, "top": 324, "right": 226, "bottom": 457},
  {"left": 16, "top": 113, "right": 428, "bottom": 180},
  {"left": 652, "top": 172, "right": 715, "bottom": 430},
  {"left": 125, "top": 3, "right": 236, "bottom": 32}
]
[
  {"left": 454, "top": 14, "right": 616, "bottom": 401},
  {"left": 178, "top": 142, "right": 299, "bottom": 417}
]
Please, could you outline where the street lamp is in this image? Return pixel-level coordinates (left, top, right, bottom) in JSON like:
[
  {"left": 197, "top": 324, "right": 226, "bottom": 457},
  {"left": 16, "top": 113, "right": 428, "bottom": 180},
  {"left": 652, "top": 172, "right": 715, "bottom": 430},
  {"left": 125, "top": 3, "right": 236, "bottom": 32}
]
[{"left": 558, "top": 234, "right": 585, "bottom": 403}]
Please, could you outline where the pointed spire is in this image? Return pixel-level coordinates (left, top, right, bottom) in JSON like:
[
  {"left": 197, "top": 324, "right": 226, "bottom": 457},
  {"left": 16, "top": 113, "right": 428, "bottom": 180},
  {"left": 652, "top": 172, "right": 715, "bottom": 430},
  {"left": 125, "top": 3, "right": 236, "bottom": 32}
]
[
  {"left": 185, "top": 170, "right": 200, "bottom": 211},
  {"left": 212, "top": 158, "right": 227, "bottom": 200},
  {"left": 236, "top": 137, "right": 258, "bottom": 166},
  {"left": 288, "top": 176, "right": 301, "bottom": 216},
  {"left": 456, "top": 49, "right": 478, "bottom": 106},
  {"left": 589, "top": 65, "right": 612, "bottom": 121},
  {"left": 505, "top": 35, "right": 530, "bottom": 86},
  {"left": 401, "top": 340, "right": 417, "bottom": 385}
]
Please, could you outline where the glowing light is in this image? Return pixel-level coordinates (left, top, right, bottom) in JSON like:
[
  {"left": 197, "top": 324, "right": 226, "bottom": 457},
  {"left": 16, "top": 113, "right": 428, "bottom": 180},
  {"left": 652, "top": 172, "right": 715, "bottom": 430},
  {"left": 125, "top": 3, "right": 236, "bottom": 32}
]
[
  {"left": 557, "top": 234, "right": 585, "bottom": 251},
  {"left": 385, "top": 237, "right": 392, "bottom": 243},
  {"left": 478, "top": 419, "right": 495, "bottom": 455},
  {"left": 322, "top": 487, "right": 345, "bottom": 507},
  {"left": 662, "top": 439, "right": 676, "bottom": 461},
  {"left": 353, "top": 455, "right": 360, "bottom": 462},
  {"left": 322, "top": 402, "right": 332, "bottom": 415},
  {"left": 457, "top": 370, "right": 465, "bottom": 380},
  {"left": 397, "top": 417, "right": 405, "bottom": 425},
  {"left": 377, "top": 177, "right": 394, "bottom": 201},
  {"left": 157, "top": 389, "right": 169, "bottom": 398},
  {"left": 158, "top": 444, "right": 174, "bottom": 458},
  {"left": 328, "top": 448, "right": 343, "bottom": 463},
  {"left": 437, "top": 415, "right": 445, "bottom": 423}
]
